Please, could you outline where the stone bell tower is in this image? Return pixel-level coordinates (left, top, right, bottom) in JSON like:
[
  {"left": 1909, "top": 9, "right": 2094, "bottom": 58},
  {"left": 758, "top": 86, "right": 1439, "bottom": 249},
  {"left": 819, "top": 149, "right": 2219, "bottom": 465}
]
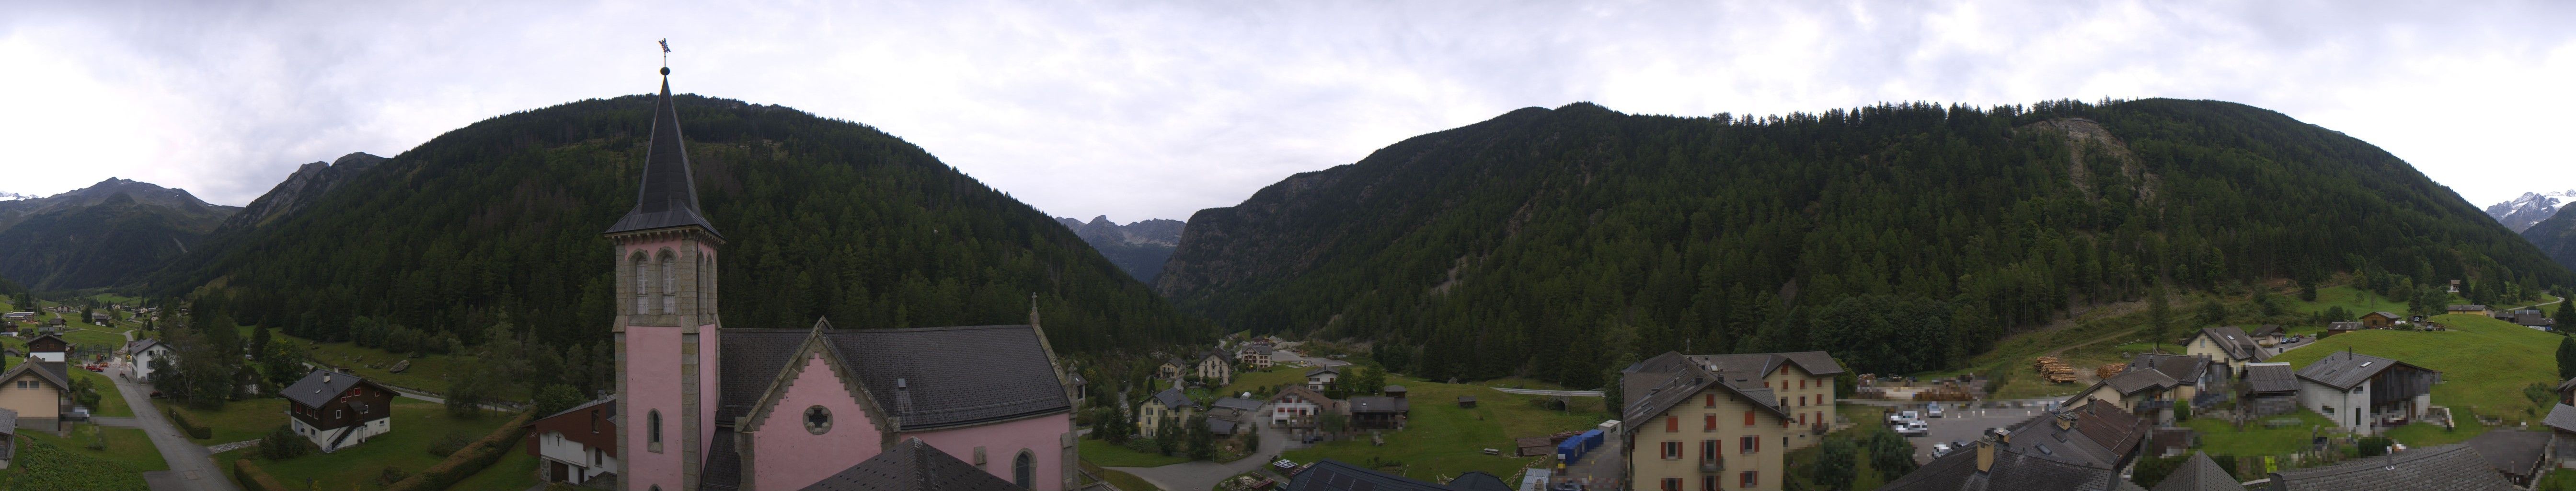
[{"left": 606, "top": 65, "right": 725, "bottom": 491}]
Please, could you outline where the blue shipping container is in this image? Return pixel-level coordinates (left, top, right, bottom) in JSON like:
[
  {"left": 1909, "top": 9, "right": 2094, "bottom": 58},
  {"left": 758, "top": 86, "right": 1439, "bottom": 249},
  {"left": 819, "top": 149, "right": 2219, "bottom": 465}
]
[
  {"left": 1581, "top": 429, "right": 1604, "bottom": 451},
  {"left": 1557, "top": 437, "right": 1586, "bottom": 464}
]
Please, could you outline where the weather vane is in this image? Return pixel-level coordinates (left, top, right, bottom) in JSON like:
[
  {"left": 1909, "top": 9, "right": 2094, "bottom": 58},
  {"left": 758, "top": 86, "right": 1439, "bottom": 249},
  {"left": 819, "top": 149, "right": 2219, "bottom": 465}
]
[{"left": 659, "top": 38, "right": 671, "bottom": 75}]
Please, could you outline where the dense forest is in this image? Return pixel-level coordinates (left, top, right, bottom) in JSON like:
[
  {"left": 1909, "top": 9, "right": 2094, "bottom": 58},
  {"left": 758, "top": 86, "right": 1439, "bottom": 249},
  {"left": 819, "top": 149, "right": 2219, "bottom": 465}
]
[
  {"left": 147, "top": 91, "right": 1210, "bottom": 355},
  {"left": 1160, "top": 98, "right": 2570, "bottom": 387},
  {"left": 0, "top": 178, "right": 236, "bottom": 291},
  {"left": 2516, "top": 205, "right": 2576, "bottom": 273}
]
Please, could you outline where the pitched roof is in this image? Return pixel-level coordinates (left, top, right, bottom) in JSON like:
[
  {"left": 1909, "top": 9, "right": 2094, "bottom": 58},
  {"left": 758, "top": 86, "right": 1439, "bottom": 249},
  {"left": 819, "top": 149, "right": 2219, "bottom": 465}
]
[
  {"left": 603, "top": 73, "right": 722, "bottom": 238},
  {"left": 1281, "top": 459, "right": 1453, "bottom": 491},
  {"left": 1619, "top": 363, "right": 1788, "bottom": 435},
  {"left": 2268, "top": 443, "right": 2513, "bottom": 491},
  {"left": 2327, "top": 322, "right": 2363, "bottom": 331},
  {"left": 123, "top": 339, "right": 163, "bottom": 354},
  {"left": 281, "top": 369, "right": 380, "bottom": 409},
  {"left": 722, "top": 322, "right": 1074, "bottom": 432},
  {"left": 2558, "top": 376, "right": 2576, "bottom": 394},
  {"left": 2549, "top": 404, "right": 2576, "bottom": 435},
  {"left": 2448, "top": 305, "right": 2490, "bottom": 311},
  {"left": 0, "top": 361, "right": 72, "bottom": 394},
  {"left": 2104, "top": 369, "right": 2178, "bottom": 395},
  {"left": 533, "top": 396, "right": 619, "bottom": 423},
  {"left": 1270, "top": 385, "right": 1337, "bottom": 407},
  {"left": 1348, "top": 396, "right": 1408, "bottom": 414},
  {"left": 1199, "top": 350, "right": 1235, "bottom": 364},
  {"left": 2243, "top": 363, "right": 2298, "bottom": 394},
  {"left": 1879, "top": 402, "right": 2148, "bottom": 491},
  {"left": 1383, "top": 385, "right": 1406, "bottom": 393},
  {"left": 2249, "top": 325, "right": 2284, "bottom": 337},
  {"left": 1306, "top": 365, "right": 1342, "bottom": 377},
  {"left": 2190, "top": 327, "right": 2262, "bottom": 362},
  {"left": 2149, "top": 453, "right": 2245, "bottom": 491},
  {"left": 796, "top": 438, "right": 1023, "bottom": 491},
  {"left": 2463, "top": 430, "right": 2549, "bottom": 481},
  {"left": 1447, "top": 471, "right": 1513, "bottom": 491},
  {"left": 1150, "top": 388, "right": 1198, "bottom": 410},
  {"left": 2294, "top": 351, "right": 2436, "bottom": 390},
  {"left": 2127, "top": 353, "right": 2210, "bottom": 385},
  {"left": 23, "top": 333, "right": 67, "bottom": 351},
  {"left": 1210, "top": 397, "right": 1264, "bottom": 412}
]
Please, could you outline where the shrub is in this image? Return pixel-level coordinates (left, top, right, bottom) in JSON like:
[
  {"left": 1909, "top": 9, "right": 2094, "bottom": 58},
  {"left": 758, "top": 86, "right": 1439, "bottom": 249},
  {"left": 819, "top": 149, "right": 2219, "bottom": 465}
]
[
  {"left": 257, "top": 424, "right": 319, "bottom": 461},
  {"left": 427, "top": 432, "right": 474, "bottom": 458},
  {"left": 379, "top": 466, "right": 411, "bottom": 485},
  {"left": 382, "top": 409, "right": 537, "bottom": 491},
  {"left": 234, "top": 459, "right": 291, "bottom": 491}
]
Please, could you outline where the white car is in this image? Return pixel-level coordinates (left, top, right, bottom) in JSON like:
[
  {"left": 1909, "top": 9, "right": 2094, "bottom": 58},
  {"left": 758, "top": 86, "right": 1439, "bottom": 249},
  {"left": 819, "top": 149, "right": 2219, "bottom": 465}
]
[
  {"left": 1927, "top": 403, "right": 1944, "bottom": 418},
  {"left": 1901, "top": 421, "right": 1930, "bottom": 436},
  {"left": 1899, "top": 410, "right": 1922, "bottom": 421},
  {"left": 1931, "top": 443, "right": 1956, "bottom": 457}
]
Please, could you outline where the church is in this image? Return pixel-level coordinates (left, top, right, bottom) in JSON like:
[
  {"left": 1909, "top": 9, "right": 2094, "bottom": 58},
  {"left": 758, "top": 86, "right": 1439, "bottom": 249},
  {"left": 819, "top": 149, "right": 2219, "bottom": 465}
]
[{"left": 608, "top": 67, "right": 1077, "bottom": 491}]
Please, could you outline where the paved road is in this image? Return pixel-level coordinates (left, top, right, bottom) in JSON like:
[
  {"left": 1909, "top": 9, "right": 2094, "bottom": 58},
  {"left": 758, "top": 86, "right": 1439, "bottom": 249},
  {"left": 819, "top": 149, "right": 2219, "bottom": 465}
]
[
  {"left": 1107, "top": 420, "right": 1292, "bottom": 491},
  {"left": 1895, "top": 402, "right": 2051, "bottom": 463},
  {"left": 1492, "top": 387, "right": 1604, "bottom": 397},
  {"left": 111, "top": 368, "right": 240, "bottom": 491}
]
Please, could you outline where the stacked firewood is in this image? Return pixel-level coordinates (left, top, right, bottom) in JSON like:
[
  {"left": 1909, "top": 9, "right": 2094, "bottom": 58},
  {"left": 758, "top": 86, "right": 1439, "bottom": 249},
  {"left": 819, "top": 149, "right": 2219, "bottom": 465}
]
[
  {"left": 2094, "top": 363, "right": 2127, "bottom": 380},
  {"left": 2033, "top": 356, "right": 2077, "bottom": 383}
]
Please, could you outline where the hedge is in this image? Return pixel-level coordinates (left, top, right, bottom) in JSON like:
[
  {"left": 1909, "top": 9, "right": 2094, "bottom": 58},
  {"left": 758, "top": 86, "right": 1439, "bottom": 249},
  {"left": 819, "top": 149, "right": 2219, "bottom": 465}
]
[
  {"left": 232, "top": 459, "right": 290, "bottom": 491},
  {"left": 166, "top": 408, "right": 212, "bottom": 440},
  {"left": 383, "top": 409, "right": 537, "bottom": 491}
]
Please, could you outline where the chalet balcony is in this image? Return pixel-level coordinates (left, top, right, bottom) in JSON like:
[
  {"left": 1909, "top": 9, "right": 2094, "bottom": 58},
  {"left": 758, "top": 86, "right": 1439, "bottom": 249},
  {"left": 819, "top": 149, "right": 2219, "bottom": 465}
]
[
  {"left": 1809, "top": 423, "right": 1830, "bottom": 435},
  {"left": 1701, "top": 456, "right": 1724, "bottom": 473}
]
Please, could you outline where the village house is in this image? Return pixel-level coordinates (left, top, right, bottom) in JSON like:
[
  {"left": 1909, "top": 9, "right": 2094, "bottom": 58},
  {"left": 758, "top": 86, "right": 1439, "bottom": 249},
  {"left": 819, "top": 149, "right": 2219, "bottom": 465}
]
[
  {"left": 2261, "top": 443, "right": 2513, "bottom": 491},
  {"left": 23, "top": 334, "right": 69, "bottom": 363},
  {"left": 1267, "top": 385, "right": 1337, "bottom": 438},
  {"left": 2325, "top": 321, "right": 2363, "bottom": 336},
  {"left": 1068, "top": 373, "right": 1088, "bottom": 406},
  {"left": 2508, "top": 310, "right": 2556, "bottom": 330},
  {"left": 283, "top": 369, "right": 396, "bottom": 452},
  {"left": 0, "top": 362, "right": 68, "bottom": 433},
  {"left": 1616, "top": 351, "right": 1846, "bottom": 490},
  {"left": 2240, "top": 362, "right": 2300, "bottom": 416},
  {"left": 2295, "top": 351, "right": 2439, "bottom": 435},
  {"left": 603, "top": 72, "right": 1082, "bottom": 491},
  {"left": 2248, "top": 325, "right": 2286, "bottom": 347},
  {"left": 1879, "top": 399, "right": 2148, "bottom": 491},
  {"left": 2463, "top": 429, "right": 2551, "bottom": 487},
  {"left": 1235, "top": 342, "right": 1275, "bottom": 370},
  {"left": 523, "top": 396, "right": 619, "bottom": 486},
  {"left": 2558, "top": 376, "right": 2576, "bottom": 406},
  {"left": 88, "top": 312, "right": 109, "bottom": 324},
  {"left": 2544, "top": 404, "right": 2576, "bottom": 468},
  {"left": 1346, "top": 396, "right": 1408, "bottom": 431},
  {"left": 1159, "top": 357, "right": 1188, "bottom": 380},
  {"left": 1138, "top": 388, "right": 1199, "bottom": 438},
  {"left": 1206, "top": 397, "right": 1263, "bottom": 437},
  {"left": 2180, "top": 326, "right": 2265, "bottom": 371},
  {"left": 123, "top": 339, "right": 172, "bottom": 382},
  {"left": 1305, "top": 366, "right": 1342, "bottom": 391},
  {"left": 2358, "top": 311, "right": 2401, "bottom": 329},
  {"left": 2448, "top": 304, "right": 2493, "bottom": 316},
  {"left": 0, "top": 409, "right": 14, "bottom": 469},
  {"left": 2063, "top": 353, "right": 2218, "bottom": 423},
  {"left": 1196, "top": 350, "right": 1236, "bottom": 386}
]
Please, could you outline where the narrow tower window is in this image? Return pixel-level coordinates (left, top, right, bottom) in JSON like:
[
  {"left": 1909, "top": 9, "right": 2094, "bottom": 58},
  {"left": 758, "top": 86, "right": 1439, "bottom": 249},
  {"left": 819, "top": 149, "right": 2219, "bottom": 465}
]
[
  {"left": 660, "top": 251, "right": 677, "bottom": 314},
  {"left": 632, "top": 253, "right": 650, "bottom": 315}
]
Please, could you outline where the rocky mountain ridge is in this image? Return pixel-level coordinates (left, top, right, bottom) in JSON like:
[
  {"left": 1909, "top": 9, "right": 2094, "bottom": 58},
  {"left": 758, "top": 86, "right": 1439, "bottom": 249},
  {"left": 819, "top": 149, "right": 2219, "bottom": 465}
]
[
  {"left": 2486, "top": 190, "right": 2574, "bottom": 233},
  {"left": 217, "top": 152, "right": 388, "bottom": 232},
  {"left": 1054, "top": 215, "right": 1184, "bottom": 281},
  {"left": 0, "top": 177, "right": 238, "bottom": 290}
]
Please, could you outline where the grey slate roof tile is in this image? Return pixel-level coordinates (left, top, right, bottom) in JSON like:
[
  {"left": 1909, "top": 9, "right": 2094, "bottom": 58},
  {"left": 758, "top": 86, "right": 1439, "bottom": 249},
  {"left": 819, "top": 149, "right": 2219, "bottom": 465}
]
[
  {"left": 1151, "top": 388, "right": 1198, "bottom": 410},
  {"left": 797, "top": 438, "right": 1023, "bottom": 491},
  {"left": 2269, "top": 443, "right": 2513, "bottom": 491},
  {"left": 603, "top": 77, "right": 721, "bottom": 237},
  {"left": 2244, "top": 363, "right": 2299, "bottom": 394},
  {"left": 828, "top": 325, "right": 1070, "bottom": 430},
  {"left": 2545, "top": 404, "right": 2576, "bottom": 433},
  {"left": 280, "top": 369, "right": 372, "bottom": 409},
  {"left": 2149, "top": 453, "right": 2245, "bottom": 491},
  {"left": 2294, "top": 351, "right": 2433, "bottom": 390}
]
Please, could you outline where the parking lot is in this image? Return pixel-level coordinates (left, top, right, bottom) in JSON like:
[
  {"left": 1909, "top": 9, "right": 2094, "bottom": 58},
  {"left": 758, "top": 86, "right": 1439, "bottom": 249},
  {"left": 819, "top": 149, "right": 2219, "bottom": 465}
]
[{"left": 1886, "top": 400, "right": 2057, "bottom": 462}]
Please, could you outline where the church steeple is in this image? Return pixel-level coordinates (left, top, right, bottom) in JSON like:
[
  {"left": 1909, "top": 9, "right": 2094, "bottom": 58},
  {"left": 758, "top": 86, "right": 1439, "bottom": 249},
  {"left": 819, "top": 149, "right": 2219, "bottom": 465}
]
[{"left": 604, "top": 67, "right": 722, "bottom": 238}]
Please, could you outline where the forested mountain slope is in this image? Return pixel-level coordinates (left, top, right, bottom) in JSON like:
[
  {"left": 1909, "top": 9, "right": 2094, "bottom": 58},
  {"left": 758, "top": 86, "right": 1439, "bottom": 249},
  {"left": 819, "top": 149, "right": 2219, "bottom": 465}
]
[
  {"left": 0, "top": 178, "right": 236, "bottom": 290},
  {"left": 150, "top": 92, "right": 1207, "bottom": 352},
  {"left": 1054, "top": 215, "right": 1184, "bottom": 281},
  {"left": 1160, "top": 98, "right": 2567, "bottom": 386},
  {"left": 2514, "top": 204, "right": 2576, "bottom": 272},
  {"left": 217, "top": 152, "right": 386, "bottom": 232}
]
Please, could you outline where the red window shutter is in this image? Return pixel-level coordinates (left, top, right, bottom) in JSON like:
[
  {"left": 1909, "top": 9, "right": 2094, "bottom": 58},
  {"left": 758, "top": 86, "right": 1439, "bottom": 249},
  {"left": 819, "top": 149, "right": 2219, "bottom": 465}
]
[
  {"left": 1799, "top": 379, "right": 1806, "bottom": 389},
  {"left": 1744, "top": 410, "right": 1756, "bottom": 427},
  {"left": 1704, "top": 394, "right": 1715, "bottom": 408},
  {"left": 1667, "top": 416, "right": 1679, "bottom": 433},
  {"left": 1799, "top": 413, "right": 1806, "bottom": 425},
  {"left": 1704, "top": 414, "right": 1715, "bottom": 431}
]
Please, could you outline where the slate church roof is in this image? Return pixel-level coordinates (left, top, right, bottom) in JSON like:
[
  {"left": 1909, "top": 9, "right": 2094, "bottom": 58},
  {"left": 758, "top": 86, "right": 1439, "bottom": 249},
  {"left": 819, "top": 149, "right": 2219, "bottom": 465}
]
[
  {"left": 717, "top": 321, "right": 1072, "bottom": 430},
  {"left": 796, "top": 438, "right": 1024, "bottom": 491},
  {"left": 602, "top": 71, "right": 721, "bottom": 238}
]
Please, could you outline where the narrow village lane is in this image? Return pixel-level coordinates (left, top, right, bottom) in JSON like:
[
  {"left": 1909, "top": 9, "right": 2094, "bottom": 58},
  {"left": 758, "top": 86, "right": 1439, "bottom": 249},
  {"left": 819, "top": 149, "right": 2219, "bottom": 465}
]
[
  {"left": 111, "top": 371, "right": 241, "bottom": 491},
  {"left": 1107, "top": 421, "right": 1292, "bottom": 491}
]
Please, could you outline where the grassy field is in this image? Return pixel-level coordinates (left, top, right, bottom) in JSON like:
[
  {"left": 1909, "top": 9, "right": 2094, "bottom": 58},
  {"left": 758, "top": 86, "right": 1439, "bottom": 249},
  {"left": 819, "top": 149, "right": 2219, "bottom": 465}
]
[
  {"left": 1080, "top": 438, "right": 1192, "bottom": 467},
  {"left": 23, "top": 424, "right": 169, "bottom": 472},
  {"left": 2381, "top": 421, "right": 2488, "bottom": 447},
  {"left": 245, "top": 399, "right": 515, "bottom": 491},
  {"left": 2182, "top": 410, "right": 2335, "bottom": 456},
  {"left": 70, "top": 368, "right": 132, "bottom": 417},
  {"left": 2288, "top": 286, "right": 2412, "bottom": 317},
  {"left": 0, "top": 437, "right": 154, "bottom": 491},
  {"left": 2268, "top": 314, "right": 2562, "bottom": 426},
  {"left": 1214, "top": 364, "right": 1318, "bottom": 400},
  {"left": 285, "top": 330, "right": 519, "bottom": 401},
  {"left": 1081, "top": 460, "right": 1163, "bottom": 491},
  {"left": 1280, "top": 375, "right": 1605, "bottom": 481},
  {"left": 172, "top": 397, "right": 291, "bottom": 444},
  {"left": 448, "top": 446, "right": 544, "bottom": 491}
]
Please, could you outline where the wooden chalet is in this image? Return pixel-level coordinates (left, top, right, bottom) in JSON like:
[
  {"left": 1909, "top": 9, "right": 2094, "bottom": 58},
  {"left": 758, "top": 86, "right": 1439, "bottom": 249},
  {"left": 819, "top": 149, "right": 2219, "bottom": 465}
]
[{"left": 283, "top": 369, "right": 397, "bottom": 452}]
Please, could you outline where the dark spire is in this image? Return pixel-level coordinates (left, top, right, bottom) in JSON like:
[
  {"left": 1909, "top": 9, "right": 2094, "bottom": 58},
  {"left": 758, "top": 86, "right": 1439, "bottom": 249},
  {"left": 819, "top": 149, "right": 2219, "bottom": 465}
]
[{"left": 604, "top": 69, "right": 721, "bottom": 238}]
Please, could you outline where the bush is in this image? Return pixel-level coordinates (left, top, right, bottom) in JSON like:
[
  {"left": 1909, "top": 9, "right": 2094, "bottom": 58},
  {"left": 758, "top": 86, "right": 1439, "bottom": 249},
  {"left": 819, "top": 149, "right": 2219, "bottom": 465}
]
[
  {"left": 257, "top": 424, "right": 319, "bottom": 461},
  {"left": 379, "top": 466, "right": 412, "bottom": 485},
  {"left": 427, "top": 432, "right": 474, "bottom": 458},
  {"left": 234, "top": 459, "right": 291, "bottom": 491},
  {"left": 2357, "top": 436, "right": 2393, "bottom": 457},
  {"left": 166, "top": 408, "right": 215, "bottom": 440},
  {"left": 381, "top": 410, "right": 537, "bottom": 491}
]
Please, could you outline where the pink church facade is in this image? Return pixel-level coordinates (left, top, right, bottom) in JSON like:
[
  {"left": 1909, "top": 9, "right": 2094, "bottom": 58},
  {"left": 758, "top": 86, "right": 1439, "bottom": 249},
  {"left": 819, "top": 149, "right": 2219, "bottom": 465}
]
[{"left": 607, "top": 70, "right": 1076, "bottom": 491}]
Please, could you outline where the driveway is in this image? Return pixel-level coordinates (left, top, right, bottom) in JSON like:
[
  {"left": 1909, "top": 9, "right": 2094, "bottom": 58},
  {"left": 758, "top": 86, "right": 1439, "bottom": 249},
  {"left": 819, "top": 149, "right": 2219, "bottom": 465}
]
[
  {"left": 111, "top": 370, "right": 240, "bottom": 491},
  {"left": 1106, "top": 420, "right": 1292, "bottom": 491}
]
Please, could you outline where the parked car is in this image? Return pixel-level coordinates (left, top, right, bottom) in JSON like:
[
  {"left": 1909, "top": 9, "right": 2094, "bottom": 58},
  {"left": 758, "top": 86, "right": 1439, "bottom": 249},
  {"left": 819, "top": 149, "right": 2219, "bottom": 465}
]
[
  {"left": 1899, "top": 410, "right": 1922, "bottom": 421},
  {"left": 1554, "top": 483, "right": 1587, "bottom": 491},
  {"left": 1927, "top": 403, "right": 1944, "bottom": 418},
  {"left": 1901, "top": 421, "right": 1930, "bottom": 436},
  {"left": 1931, "top": 443, "right": 1956, "bottom": 457}
]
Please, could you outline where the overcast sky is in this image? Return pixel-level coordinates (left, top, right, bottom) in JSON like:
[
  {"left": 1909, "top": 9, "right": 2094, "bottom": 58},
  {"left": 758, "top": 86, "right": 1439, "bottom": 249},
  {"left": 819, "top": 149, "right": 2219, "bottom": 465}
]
[{"left": 5, "top": 0, "right": 2573, "bottom": 222}]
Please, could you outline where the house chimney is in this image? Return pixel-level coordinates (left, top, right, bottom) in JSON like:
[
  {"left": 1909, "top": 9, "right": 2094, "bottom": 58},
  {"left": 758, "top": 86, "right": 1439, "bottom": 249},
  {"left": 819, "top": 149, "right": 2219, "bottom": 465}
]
[
  {"left": 1975, "top": 436, "right": 1997, "bottom": 473},
  {"left": 323, "top": 372, "right": 332, "bottom": 384},
  {"left": 895, "top": 377, "right": 913, "bottom": 416}
]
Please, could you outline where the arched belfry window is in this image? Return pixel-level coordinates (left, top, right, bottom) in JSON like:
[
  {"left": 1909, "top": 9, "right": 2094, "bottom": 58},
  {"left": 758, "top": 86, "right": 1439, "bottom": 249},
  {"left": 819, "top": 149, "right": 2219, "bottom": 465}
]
[
  {"left": 648, "top": 410, "right": 663, "bottom": 444},
  {"left": 659, "top": 250, "right": 677, "bottom": 314},
  {"left": 1014, "top": 450, "right": 1035, "bottom": 488},
  {"left": 632, "top": 252, "right": 650, "bottom": 315}
]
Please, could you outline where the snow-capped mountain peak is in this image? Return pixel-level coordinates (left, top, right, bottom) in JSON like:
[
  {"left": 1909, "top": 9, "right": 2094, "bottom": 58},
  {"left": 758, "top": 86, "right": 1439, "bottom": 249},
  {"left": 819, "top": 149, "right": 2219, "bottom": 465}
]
[
  {"left": 0, "top": 191, "right": 36, "bottom": 201},
  {"left": 2488, "top": 190, "right": 2576, "bottom": 233}
]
